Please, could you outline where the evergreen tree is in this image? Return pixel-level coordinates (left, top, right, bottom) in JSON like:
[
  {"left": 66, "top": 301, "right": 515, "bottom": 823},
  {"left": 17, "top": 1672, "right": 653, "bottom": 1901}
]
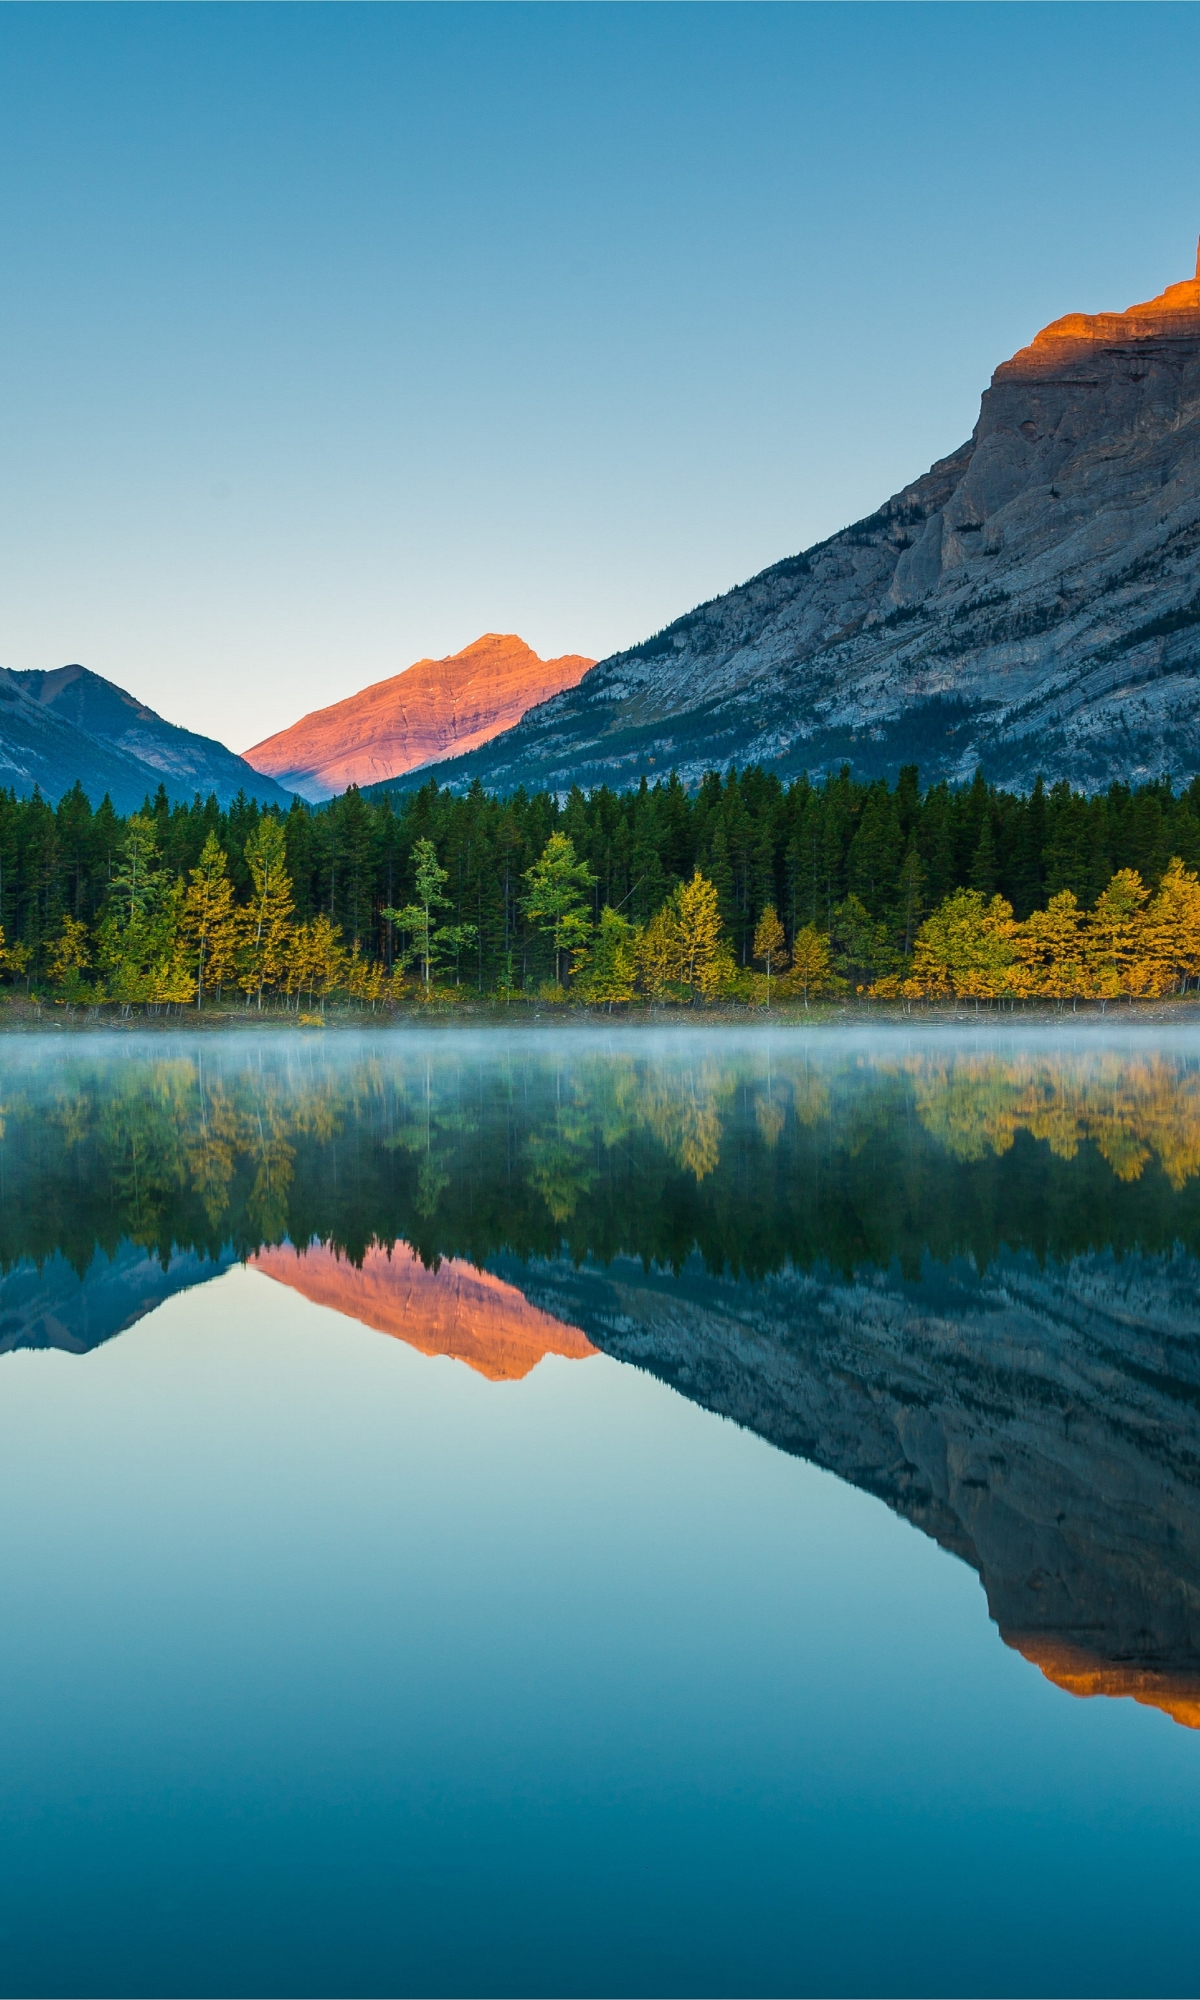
[{"left": 521, "top": 833, "right": 595, "bottom": 987}]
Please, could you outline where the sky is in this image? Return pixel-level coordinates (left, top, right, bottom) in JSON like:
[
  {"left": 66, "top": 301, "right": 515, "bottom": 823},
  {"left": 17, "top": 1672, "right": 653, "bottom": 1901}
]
[{"left": 0, "top": 4, "right": 1198, "bottom": 753}]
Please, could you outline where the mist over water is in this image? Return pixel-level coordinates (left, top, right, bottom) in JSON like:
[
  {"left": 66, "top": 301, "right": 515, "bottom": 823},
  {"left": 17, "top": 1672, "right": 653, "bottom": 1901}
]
[{"left": 2, "top": 1026, "right": 1200, "bottom": 1996}]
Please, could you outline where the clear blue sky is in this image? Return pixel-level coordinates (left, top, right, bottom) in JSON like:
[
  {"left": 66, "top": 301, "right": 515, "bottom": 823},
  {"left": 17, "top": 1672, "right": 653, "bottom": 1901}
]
[{"left": 1, "top": 3, "right": 1197, "bottom": 750}]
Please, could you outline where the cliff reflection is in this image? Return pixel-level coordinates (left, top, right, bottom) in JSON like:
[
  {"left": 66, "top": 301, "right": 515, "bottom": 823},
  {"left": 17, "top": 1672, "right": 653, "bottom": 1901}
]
[
  {"left": 3, "top": 1030, "right": 1200, "bottom": 1726},
  {"left": 251, "top": 1241, "right": 595, "bottom": 1381}
]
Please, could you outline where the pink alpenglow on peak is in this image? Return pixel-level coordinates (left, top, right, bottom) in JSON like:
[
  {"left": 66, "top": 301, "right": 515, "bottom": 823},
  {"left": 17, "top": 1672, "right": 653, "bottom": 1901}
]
[
  {"left": 994, "top": 239, "right": 1200, "bottom": 383},
  {"left": 243, "top": 634, "right": 594, "bottom": 801}
]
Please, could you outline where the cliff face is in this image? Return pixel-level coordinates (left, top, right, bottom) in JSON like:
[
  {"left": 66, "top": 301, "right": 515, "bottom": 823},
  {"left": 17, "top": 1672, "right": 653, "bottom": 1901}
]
[
  {"left": 0, "top": 664, "right": 295, "bottom": 812},
  {"left": 411, "top": 251, "right": 1200, "bottom": 795},
  {"left": 251, "top": 1240, "right": 596, "bottom": 1380},
  {"left": 501, "top": 1242, "right": 1200, "bottom": 1727},
  {"left": 243, "top": 634, "right": 593, "bottom": 801}
]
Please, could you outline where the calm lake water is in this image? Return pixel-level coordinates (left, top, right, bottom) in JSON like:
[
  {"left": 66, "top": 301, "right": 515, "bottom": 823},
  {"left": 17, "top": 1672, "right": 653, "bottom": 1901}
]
[{"left": 2, "top": 1026, "right": 1200, "bottom": 1997}]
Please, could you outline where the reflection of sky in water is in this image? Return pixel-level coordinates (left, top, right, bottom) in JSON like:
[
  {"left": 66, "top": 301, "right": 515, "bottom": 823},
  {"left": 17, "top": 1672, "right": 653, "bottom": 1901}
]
[{"left": 2, "top": 1031, "right": 1200, "bottom": 1995}]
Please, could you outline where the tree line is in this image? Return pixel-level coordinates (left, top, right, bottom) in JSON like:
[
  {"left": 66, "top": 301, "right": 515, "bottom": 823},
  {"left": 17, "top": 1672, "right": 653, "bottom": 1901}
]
[{"left": 2, "top": 763, "right": 1200, "bottom": 1007}]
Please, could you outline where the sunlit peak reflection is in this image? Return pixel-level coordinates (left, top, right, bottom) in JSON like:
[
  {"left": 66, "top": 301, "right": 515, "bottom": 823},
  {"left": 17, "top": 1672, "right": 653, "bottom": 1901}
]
[
  {"left": 250, "top": 1239, "right": 596, "bottom": 1381},
  {"left": 1007, "top": 1634, "right": 1200, "bottom": 1731}
]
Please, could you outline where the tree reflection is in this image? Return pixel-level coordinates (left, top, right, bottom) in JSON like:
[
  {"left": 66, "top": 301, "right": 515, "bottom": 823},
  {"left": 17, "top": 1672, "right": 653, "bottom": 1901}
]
[{"left": 3, "top": 1038, "right": 1200, "bottom": 1278}]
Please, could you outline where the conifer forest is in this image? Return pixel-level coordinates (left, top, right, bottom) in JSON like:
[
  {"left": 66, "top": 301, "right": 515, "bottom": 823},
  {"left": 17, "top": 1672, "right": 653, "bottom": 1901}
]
[{"left": 4, "top": 762, "right": 1200, "bottom": 1010}]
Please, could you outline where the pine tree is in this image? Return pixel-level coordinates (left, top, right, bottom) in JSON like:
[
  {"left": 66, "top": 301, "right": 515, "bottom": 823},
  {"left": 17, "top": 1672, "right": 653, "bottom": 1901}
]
[{"left": 897, "top": 847, "right": 926, "bottom": 957}]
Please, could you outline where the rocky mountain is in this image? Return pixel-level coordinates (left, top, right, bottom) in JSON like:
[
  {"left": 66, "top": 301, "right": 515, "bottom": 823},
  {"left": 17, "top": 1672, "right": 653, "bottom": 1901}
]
[
  {"left": 502, "top": 1242, "right": 1200, "bottom": 1728},
  {"left": 243, "top": 633, "right": 594, "bottom": 801},
  {"left": 396, "top": 248, "right": 1200, "bottom": 797},
  {"left": 0, "top": 663, "right": 295, "bottom": 813}
]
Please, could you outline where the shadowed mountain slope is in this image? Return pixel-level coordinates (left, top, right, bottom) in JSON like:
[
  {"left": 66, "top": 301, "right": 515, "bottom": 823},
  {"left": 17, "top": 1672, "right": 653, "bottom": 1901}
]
[
  {"left": 0, "top": 664, "right": 295, "bottom": 812},
  {"left": 504, "top": 1242, "right": 1200, "bottom": 1729},
  {"left": 391, "top": 249, "right": 1200, "bottom": 797},
  {"left": 243, "top": 634, "right": 593, "bottom": 801}
]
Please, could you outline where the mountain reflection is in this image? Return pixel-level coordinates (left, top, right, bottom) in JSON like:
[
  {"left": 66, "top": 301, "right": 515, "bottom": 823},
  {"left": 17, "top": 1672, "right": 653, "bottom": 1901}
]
[
  {"left": 251, "top": 1241, "right": 595, "bottom": 1380},
  {"left": 2, "top": 1030, "right": 1200, "bottom": 1725}
]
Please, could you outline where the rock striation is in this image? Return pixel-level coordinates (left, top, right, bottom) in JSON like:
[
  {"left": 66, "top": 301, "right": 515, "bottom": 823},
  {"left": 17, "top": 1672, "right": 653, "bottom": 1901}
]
[
  {"left": 0, "top": 663, "right": 295, "bottom": 813},
  {"left": 501, "top": 1240, "right": 1200, "bottom": 1728},
  {"left": 408, "top": 245, "right": 1200, "bottom": 796},
  {"left": 243, "top": 634, "right": 593, "bottom": 801}
]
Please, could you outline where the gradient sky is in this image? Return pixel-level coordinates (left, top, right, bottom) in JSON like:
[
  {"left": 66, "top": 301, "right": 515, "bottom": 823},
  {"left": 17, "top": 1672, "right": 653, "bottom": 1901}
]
[{"left": 0, "top": 4, "right": 1198, "bottom": 752}]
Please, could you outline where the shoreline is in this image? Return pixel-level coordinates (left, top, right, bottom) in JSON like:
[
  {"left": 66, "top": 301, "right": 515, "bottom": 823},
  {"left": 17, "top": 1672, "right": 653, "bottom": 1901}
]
[{"left": 4, "top": 995, "right": 1200, "bottom": 1034}]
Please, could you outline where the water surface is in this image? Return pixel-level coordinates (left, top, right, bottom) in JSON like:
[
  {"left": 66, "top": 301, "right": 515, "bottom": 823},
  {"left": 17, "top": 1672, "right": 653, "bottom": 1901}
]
[{"left": 2, "top": 1027, "right": 1200, "bottom": 1996}]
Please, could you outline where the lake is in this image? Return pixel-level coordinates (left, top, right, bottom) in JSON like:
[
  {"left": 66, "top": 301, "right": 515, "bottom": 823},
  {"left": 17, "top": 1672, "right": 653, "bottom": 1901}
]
[{"left": 2, "top": 1025, "right": 1200, "bottom": 1997}]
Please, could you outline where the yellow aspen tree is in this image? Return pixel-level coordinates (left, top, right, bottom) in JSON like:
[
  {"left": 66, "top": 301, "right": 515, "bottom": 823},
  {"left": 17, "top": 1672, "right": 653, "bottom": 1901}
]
[
  {"left": 0, "top": 924, "right": 31, "bottom": 983},
  {"left": 675, "top": 870, "right": 729, "bottom": 1002},
  {"left": 1014, "top": 890, "right": 1091, "bottom": 1005},
  {"left": 1146, "top": 857, "right": 1200, "bottom": 994},
  {"left": 182, "top": 833, "right": 238, "bottom": 1008},
  {"left": 636, "top": 901, "right": 684, "bottom": 999},
  {"left": 789, "top": 926, "right": 833, "bottom": 1006},
  {"left": 46, "top": 916, "right": 92, "bottom": 1000},
  {"left": 283, "top": 921, "right": 315, "bottom": 1008},
  {"left": 1089, "top": 868, "right": 1152, "bottom": 1002},
  {"left": 287, "top": 914, "right": 347, "bottom": 1009},
  {"left": 905, "top": 889, "right": 1017, "bottom": 1001},
  {"left": 752, "top": 905, "right": 789, "bottom": 1008},
  {"left": 238, "top": 817, "right": 295, "bottom": 1009},
  {"left": 345, "top": 946, "right": 386, "bottom": 1007}
]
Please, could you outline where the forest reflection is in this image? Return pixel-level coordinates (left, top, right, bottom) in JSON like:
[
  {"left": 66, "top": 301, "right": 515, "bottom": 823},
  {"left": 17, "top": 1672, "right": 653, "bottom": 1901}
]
[{"left": 2, "top": 1033, "right": 1200, "bottom": 1279}]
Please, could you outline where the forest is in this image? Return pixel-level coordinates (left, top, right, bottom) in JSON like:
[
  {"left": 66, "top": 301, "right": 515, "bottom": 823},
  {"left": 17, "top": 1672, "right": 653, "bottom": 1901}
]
[{"left": 2, "top": 761, "right": 1200, "bottom": 1007}]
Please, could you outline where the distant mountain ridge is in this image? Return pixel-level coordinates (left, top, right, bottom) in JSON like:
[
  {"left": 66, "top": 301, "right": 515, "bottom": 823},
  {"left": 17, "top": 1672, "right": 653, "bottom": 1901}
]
[
  {"left": 0, "top": 663, "right": 294, "bottom": 814},
  {"left": 380, "top": 246, "right": 1200, "bottom": 797},
  {"left": 243, "top": 634, "right": 594, "bottom": 800}
]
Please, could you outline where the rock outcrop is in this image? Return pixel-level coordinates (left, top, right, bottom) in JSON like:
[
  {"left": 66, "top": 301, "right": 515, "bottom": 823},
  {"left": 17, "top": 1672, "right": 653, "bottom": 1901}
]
[
  {"left": 243, "top": 634, "right": 593, "bottom": 801},
  {"left": 407, "top": 245, "right": 1200, "bottom": 796},
  {"left": 0, "top": 663, "right": 295, "bottom": 813},
  {"left": 501, "top": 1240, "right": 1200, "bottom": 1727}
]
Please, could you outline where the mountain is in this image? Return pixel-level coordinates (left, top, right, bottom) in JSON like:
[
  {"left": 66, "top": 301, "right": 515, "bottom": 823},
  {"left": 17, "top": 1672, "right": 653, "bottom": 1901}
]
[
  {"left": 0, "top": 1241, "right": 240, "bottom": 1356},
  {"left": 0, "top": 663, "right": 295, "bottom": 813},
  {"left": 242, "top": 633, "right": 594, "bottom": 801},
  {"left": 251, "top": 1240, "right": 596, "bottom": 1380},
  {"left": 391, "top": 248, "right": 1200, "bottom": 797},
  {"left": 502, "top": 1242, "right": 1200, "bottom": 1729}
]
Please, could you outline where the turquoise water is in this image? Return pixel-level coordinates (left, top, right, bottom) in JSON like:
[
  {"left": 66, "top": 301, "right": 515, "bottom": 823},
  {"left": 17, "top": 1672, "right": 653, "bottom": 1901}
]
[{"left": 1, "top": 1028, "right": 1199, "bottom": 1997}]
